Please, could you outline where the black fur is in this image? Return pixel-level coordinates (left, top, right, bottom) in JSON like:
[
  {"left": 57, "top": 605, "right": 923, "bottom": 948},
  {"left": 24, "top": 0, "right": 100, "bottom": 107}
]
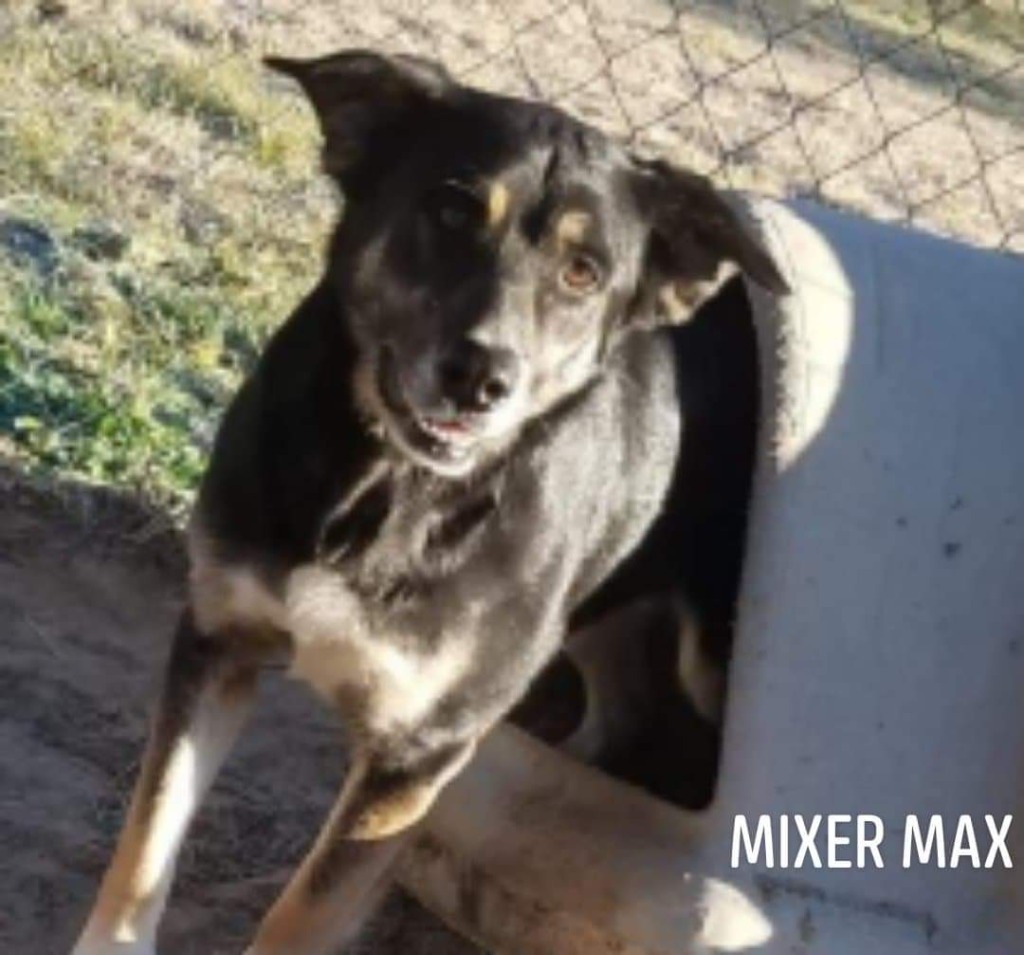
[
  {"left": 74, "top": 52, "right": 789, "bottom": 954},
  {"left": 196, "top": 51, "right": 784, "bottom": 792}
]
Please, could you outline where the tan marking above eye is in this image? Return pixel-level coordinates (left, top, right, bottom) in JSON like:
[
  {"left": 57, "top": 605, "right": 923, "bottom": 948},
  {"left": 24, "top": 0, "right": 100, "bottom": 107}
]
[
  {"left": 555, "top": 209, "right": 591, "bottom": 249},
  {"left": 487, "top": 182, "right": 510, "bottom": 227}
]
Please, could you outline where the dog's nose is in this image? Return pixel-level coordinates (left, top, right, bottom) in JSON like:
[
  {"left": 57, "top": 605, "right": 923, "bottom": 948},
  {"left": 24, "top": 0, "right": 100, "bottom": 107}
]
[{"left": 439, "top": 340, "right": 520, "bottom": 413}]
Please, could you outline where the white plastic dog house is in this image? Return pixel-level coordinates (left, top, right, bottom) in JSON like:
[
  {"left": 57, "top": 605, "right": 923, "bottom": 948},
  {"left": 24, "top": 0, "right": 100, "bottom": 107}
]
[{"left": 396, "top": 198, "right": 1024, "bottom": 954}]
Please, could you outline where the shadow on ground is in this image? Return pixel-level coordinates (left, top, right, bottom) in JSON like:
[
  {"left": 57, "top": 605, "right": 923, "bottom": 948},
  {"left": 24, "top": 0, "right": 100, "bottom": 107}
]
[{"left": 678, "top": 0, "right": 1022, "bottom": 125}]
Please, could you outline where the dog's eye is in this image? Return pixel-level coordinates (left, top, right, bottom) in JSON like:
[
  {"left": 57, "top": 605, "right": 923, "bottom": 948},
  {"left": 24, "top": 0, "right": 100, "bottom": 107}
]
[
  {"left": 424, "top": 182, "right": 484, "bottom": 233},
  {"left": 560, "top": 254, "right": 602, "bottom": 293}
]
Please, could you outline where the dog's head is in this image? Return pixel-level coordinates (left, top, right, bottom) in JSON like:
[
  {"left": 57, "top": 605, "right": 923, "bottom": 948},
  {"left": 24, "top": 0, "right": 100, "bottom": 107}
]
[{"left": 268, "top": 51, "right": 787, "bottom": 477}]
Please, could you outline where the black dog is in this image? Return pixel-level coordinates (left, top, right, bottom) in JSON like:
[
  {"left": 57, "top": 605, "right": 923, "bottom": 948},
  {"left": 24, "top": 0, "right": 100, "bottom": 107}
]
[{"left": 73, "top": 50, "right": 786, "bottom": 955}]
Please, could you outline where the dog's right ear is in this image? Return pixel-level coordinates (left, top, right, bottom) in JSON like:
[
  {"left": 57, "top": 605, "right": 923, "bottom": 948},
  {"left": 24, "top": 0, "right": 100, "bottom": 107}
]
[{"left": 265, "top": 50, "right": 453, "bottom": 195}]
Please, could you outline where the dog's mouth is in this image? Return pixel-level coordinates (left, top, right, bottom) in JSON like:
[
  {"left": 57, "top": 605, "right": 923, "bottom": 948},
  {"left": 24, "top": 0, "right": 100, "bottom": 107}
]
[{"left": 376, "top": 347, "right": 482, "bottom": 475}]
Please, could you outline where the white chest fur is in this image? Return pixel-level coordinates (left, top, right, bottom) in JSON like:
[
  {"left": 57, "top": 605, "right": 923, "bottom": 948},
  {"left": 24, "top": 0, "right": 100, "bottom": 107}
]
[{"left": 189, "top": 543, "right": 472, "bottom": 736}]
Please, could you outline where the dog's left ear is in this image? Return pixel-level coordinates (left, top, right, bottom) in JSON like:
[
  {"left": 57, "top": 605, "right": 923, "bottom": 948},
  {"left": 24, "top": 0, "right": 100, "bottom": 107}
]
[
  {"left": 265, "top": 50, "right": 453, "bottom": 195},
  {"left": 629, "top": 159, "right": 789, "bottom": 326}
]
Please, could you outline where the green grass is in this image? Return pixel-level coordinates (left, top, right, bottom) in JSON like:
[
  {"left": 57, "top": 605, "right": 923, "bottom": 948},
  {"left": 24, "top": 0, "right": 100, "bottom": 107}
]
[
  {"left": 1, "top": 261, "right": 249, "bottom": 513},
  {"left": 0, "top": 5, "right": 333, "bottom": 518}
]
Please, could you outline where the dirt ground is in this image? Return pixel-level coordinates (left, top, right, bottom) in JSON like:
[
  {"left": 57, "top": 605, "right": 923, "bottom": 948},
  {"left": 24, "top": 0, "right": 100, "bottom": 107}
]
[{"left": 0, "top": 464, "right": 480, "bottom": 954}]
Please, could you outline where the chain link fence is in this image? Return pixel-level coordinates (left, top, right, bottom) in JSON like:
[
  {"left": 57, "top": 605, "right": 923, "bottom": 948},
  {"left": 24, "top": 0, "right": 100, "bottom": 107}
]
[
  {"left": 259, "top": 0, "right": 1024, "bottom": 252},
  {"left": 518, "top": 0, "right": 1021, "bottom": 253}
]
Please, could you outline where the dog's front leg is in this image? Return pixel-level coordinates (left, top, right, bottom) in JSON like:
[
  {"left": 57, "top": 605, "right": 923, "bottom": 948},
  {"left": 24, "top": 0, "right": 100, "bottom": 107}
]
[
  {"left": 73, "top": 610, "right": 261, "bottom": 955},
  {"left": 245, "top": 740, "right": 477, "bottom": 955}
]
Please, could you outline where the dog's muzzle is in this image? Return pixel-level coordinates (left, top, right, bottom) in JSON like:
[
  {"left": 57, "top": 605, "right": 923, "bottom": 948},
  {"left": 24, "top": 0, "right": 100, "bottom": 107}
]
[{"left": 376, "top": 346, "right": 493, "bottom": 475}]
